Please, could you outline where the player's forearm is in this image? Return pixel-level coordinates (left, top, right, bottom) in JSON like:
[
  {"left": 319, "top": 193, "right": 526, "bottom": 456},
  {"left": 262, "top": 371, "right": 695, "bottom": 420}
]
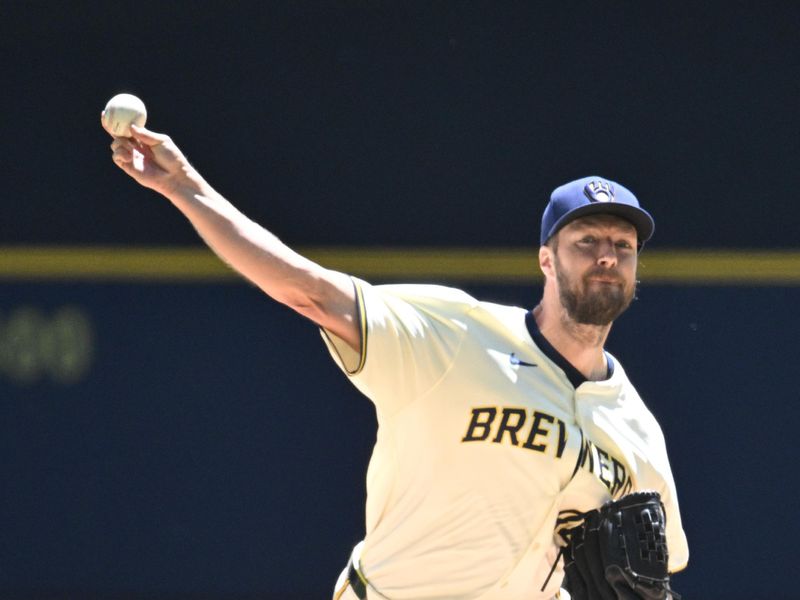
[{"left": 164, "top": 176, "right": 359, "bottom": 347}]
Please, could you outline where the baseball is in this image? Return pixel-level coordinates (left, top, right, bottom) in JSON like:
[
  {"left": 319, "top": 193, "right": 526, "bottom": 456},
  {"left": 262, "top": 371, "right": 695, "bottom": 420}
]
[{"left": 101, "top": 93, "right": 147, "bottom": 138}]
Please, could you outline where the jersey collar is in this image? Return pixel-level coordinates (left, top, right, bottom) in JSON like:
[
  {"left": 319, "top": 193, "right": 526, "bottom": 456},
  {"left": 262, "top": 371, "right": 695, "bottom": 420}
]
[{"left": 524, "top": 310, "right": 615, "bottom": 389}]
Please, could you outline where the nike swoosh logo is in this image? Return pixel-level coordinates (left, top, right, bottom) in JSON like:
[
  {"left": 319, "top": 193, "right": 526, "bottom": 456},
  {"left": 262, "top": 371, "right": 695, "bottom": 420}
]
[{"left": 509, "top": 353, "right": 537, "bottom": 367}]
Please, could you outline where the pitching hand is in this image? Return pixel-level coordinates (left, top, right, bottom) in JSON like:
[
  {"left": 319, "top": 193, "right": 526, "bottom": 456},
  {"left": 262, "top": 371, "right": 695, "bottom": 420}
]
[{"left": 108, "top": 124, "right": 196, "bottom": 196}]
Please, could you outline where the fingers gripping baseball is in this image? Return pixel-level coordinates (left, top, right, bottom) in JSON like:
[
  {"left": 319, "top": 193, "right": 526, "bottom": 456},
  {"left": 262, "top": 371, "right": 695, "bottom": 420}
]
[{"left": 108, "top": 124, "right": 189, "bottom": 194}]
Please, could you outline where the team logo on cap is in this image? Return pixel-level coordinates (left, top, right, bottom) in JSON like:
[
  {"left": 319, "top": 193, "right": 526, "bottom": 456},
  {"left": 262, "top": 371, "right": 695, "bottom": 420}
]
[{"left": 584, "top": 181, "right": 615, "bottom": 203}]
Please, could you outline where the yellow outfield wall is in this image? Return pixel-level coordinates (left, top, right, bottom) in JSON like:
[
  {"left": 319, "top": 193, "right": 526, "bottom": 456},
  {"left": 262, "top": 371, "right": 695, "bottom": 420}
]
[{"left": 0, "top": 246, "right": 799, "bottom": 285}]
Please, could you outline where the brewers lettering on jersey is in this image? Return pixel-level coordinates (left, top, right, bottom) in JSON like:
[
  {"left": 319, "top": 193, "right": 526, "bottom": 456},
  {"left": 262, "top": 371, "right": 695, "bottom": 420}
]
[{"left": 108, "top": 118, "right": 689, "bottom": 600}]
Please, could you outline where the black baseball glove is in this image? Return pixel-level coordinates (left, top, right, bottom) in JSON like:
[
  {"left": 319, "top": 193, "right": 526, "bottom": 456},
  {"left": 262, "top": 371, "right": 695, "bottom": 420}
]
[{"left": 561, "top": 491, "right": 681, "bottom": 600}]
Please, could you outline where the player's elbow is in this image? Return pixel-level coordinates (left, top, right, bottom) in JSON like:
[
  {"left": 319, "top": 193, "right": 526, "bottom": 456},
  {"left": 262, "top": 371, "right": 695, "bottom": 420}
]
[
  {"left": 281, "top": 272, "right": 348, "bottom": 324},
  {"left": 288, "top": 274, "right": 360, "bottom": 348},
  {"left": 284, "top": 287, "right": 327, "bottom": 323}
]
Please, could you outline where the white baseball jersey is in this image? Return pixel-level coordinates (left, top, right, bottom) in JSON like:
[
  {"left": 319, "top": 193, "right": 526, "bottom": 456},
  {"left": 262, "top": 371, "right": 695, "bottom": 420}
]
[{"left": 322, "top": 280, "right": 688, "bottom": 600}]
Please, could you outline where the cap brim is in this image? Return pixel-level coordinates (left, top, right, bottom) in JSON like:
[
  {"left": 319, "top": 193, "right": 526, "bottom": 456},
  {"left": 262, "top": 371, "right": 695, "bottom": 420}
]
[{"left": 548, "top": 202, "right": 655, "bottom": 244}]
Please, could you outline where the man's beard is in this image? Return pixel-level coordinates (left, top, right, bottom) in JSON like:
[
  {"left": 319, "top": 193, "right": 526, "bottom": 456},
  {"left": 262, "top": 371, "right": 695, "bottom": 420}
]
[{"left": 555, "top": 257, "right": 636, "bottom": 326}]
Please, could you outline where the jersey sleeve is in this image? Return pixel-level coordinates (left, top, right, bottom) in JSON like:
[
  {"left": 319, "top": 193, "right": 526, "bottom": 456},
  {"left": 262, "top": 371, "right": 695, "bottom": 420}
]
[
  {"left": 660, "top": 473, "right": 689, "bottom": 573},
  {"left": 623, "top": 388, "right": 690, "bottom": 573},
  {"left": 646, "top": 427, "right": 689, "bottom": 574},
  {"left": 321, "top": 278, "right": 476, "bottom": 417}
]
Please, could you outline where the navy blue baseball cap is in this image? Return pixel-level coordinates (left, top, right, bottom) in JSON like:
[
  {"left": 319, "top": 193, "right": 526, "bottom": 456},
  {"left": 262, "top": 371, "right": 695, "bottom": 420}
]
[{"left": 540, "top": 176, "right": 655, "bottom": 246}]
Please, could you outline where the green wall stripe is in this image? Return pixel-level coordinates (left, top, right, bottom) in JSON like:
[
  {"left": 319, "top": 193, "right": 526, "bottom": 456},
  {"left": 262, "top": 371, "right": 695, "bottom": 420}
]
[{"left": 1, "top": 246, "right": 799, "bottom": 285}]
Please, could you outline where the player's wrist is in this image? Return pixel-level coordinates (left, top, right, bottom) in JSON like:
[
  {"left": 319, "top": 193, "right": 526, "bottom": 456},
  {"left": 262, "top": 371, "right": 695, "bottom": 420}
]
[{"left": 159, "top": 164, "right": 207, "bottom": 200}]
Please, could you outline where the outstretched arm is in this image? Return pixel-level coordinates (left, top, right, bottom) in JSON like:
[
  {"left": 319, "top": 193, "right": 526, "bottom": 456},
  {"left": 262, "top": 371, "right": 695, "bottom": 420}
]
[{"left": 108, "top": 123, "right": 360, "bottom": 351}]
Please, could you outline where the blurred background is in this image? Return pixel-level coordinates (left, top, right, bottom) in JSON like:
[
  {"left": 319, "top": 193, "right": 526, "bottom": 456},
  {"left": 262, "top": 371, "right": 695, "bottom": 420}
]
[{"left": 2, "top": 1, "right": 798, "bottom": 598}]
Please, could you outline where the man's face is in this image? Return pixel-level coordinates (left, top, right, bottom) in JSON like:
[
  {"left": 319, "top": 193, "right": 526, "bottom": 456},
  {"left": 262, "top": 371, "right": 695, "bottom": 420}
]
[{"left": 549, "top": 214, "right": 638, "bottom": 326}]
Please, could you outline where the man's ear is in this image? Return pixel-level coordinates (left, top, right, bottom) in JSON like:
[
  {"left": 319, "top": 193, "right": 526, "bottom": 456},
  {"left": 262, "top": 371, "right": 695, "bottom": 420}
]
[{"left": 539, "top": 245, "right": 555, "bottom": 280}]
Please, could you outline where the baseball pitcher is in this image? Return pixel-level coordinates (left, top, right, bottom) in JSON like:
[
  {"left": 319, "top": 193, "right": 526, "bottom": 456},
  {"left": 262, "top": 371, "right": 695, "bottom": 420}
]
[{"left": 108, "top": 120, "right": 688, "bottom": 600}]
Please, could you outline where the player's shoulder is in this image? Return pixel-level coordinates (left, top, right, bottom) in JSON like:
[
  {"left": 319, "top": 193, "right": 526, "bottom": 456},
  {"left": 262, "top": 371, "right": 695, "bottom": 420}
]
[
  {"left": 368, "top": 282, "right": 480, "bottom": 310},
  {"left": 606, "top": 354, "right": 665, "bottom": 424},
  {"left": 360, "top": 281, "right": 530, "bottom": 335},
  {"left": 605, "top": 354, "right": 641, "bottom": 399},
  {"left": 369, "top": 283, "right": 529, "bottom": 318},
  {"left": 470, "top": 297, "right": 528, "bottom": 320}
]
